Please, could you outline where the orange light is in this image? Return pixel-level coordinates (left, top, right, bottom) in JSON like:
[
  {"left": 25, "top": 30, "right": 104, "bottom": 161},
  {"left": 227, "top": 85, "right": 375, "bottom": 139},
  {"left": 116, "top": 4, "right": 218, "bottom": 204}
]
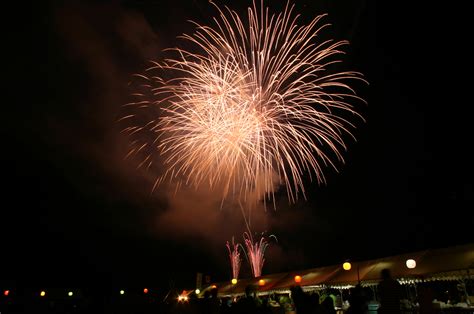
[
  {"left": 294, "top": 275, "right": 302, "bottom": 283},
  {"left": 211, "top": 285, "right": 217, "bottom": 289},
  {"left": 4, "top": 290, "right": 10, "bottom": 296},
  {"left": 178, "top": 295, "right": 189, "bottom": 302},
  {"left": 40, "top": 291, "right": 46, "bottom": 297},
  {"left": 143, "top": 288, "right": 149, "bottom": 294},
  {"left": 343, "top": 262, "right": 352, "bottom": 271},
  {"left": 258, "top": 279, "right": 265, "bottom": 286},
  {"left": 231, "top": 278, "right": 237, "bottom": 285}
]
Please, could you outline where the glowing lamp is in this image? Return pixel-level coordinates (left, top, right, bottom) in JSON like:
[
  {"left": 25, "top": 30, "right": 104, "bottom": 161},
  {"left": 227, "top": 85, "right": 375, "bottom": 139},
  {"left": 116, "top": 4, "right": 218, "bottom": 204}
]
[
  {"left": 231, "top": 278, "right": 237, "bottom": 285},
  {"left": 195, "top": 289, "right": 200, "bottom": 294},
  {"left": 294, "top": 275, "right": 302, "bottom": 283},
  {"left": 143, "top": 288, "right": 149, "bottom": 294},
  {"left": 178, "top": 295, "right": 188, "bottom": 302},
  {"left": 68, "top": 291, "right": 73, "bottom": 297},
  {"left": 343, "top": 262, "right": 352, "bottom": 271},
  {"left": 120, "top": 290, "right": 125, "bottom": 295},
  {"left": 258, "top": 279, "right": 265, "bottom": 286},
  {"left": 4, "top": 290, "right": 10, "bottom": 296},
  {"left": 211, "top": 285, "right": 217, "bottom": 289},
  {"left": 40, "top": 291, "right": 46, "bottom": 297},
  {"left": 406, "top": 259, "right": 416, "bottom": 269}
]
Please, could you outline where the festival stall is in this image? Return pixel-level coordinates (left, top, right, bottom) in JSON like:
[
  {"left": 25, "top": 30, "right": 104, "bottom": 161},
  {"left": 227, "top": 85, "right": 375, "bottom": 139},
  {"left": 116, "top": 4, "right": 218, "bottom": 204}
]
[{"left": 211, "top": 243, "right": 473, "bottom": 299}]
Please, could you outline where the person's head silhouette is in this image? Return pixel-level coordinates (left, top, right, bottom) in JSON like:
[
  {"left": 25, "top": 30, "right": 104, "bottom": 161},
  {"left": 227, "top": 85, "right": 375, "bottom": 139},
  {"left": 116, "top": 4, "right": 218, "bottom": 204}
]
[
  {"left": 381, "top": 268, "right": 391, "bottom": 280},
  {"left": 211, "top": 287, "right": 218, "bottom": 298}
]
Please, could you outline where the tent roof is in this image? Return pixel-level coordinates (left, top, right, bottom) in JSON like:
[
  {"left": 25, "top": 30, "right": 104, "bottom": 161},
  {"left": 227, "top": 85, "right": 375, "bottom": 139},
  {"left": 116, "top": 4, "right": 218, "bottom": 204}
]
[{"left": 211, "top": 243, "right": 474, "bottom": 296}]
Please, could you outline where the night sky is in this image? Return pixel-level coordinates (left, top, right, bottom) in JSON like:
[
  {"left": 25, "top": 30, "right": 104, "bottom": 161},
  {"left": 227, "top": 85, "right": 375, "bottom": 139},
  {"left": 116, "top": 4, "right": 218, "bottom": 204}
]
[{"left": 3, "top": 0, "right": 473, "bottom": 291}]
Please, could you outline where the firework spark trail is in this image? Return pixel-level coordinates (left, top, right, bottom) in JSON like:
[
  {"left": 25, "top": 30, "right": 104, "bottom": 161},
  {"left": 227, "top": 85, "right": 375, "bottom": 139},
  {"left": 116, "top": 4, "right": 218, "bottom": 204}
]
[
  {"left": 242, "top": 232, "right": 275, "bottom": 278},
  {"left": 121, "top": 0, "right": 366, "bottom": 203},
  {"left": 226, "top": 237, "right": 242, "bottom": 280}
]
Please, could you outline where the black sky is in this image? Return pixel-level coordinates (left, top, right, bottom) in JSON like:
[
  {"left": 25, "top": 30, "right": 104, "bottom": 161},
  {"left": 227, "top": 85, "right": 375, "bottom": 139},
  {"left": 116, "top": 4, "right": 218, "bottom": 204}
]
[{"left": 3, "top": 0, "right": 473, "bottom": 290}]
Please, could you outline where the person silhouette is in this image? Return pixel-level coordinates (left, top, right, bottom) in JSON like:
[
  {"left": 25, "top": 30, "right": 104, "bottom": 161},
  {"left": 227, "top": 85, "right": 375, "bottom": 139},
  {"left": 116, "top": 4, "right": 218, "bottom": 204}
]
[
  {"left": 321, "top": 295, "right": 337, "bottom": 314},
  {"left": 418, "top": 282, "right": 435, "bottom": 314},
  {"left": 235, "top": 285, "right": 258, "bottom": 314},
  {"left": 347, "top": 284, "right": 367, "bottom": 314},
  {"left": 208, "top": 287, "right": 220, "bottom": 314},
  {"left": 378, "top": 268, "right": 402, "bottom": 314},
  {"left": 291, "top": 285, "right": 315, "bottom": 314}
]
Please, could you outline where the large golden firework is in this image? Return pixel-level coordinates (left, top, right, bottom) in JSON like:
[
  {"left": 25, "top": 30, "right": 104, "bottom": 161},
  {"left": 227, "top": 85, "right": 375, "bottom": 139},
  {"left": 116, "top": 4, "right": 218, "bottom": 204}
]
[{"left": 121, "top": 1, "right": 366, "bottom": 204}]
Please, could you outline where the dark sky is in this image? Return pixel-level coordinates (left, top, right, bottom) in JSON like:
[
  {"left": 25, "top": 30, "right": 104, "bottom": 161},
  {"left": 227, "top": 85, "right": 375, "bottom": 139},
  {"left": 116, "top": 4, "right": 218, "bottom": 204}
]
[{"left": 3, "top": 0, "right": 473, "bottom": 291}]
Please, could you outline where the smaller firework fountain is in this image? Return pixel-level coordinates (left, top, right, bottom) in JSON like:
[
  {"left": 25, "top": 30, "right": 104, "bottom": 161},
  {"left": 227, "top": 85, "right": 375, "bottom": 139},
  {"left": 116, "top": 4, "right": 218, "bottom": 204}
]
[
  {"left": 226, "top": 237, "right": 242, "bottom": 280},
  {"left": 243, "top": 232, "right": 275, "bottom": 278}
]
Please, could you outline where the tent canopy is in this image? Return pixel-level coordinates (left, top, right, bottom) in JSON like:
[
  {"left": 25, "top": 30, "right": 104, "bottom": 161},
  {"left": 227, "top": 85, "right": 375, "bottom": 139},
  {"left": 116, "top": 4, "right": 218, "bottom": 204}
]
[{"left": 211, "top": 243, "right": 474, "bottom": 296}]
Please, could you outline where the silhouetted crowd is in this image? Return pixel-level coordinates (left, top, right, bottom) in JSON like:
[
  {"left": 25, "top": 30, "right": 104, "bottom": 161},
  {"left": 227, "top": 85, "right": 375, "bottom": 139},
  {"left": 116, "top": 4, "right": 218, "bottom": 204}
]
[{"left": 162, "top": 285, "right": 341, "bottom": 314}]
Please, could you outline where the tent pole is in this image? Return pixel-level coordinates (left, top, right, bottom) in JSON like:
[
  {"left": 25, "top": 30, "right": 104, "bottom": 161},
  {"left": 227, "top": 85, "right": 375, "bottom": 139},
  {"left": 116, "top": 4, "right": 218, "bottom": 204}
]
[{"left": 357, "top": 265, "right": 360, "bottom": 285}]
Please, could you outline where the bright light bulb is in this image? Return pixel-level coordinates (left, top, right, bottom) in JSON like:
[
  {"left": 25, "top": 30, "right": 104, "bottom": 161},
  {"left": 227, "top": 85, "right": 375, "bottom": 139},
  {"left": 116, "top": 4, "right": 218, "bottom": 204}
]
[
  {"left": 343, "top": 262, "right": 352, "bottom": 271},
  {"left": 406, "top": 259, "right": 416, "bottom": 269}
]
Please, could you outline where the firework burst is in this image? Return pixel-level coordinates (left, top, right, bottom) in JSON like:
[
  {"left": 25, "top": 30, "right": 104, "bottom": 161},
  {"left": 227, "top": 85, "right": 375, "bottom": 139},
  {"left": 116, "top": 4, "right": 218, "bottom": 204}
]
[{"left": 121, "top": 0, "right": 366, "bottom": 203}]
